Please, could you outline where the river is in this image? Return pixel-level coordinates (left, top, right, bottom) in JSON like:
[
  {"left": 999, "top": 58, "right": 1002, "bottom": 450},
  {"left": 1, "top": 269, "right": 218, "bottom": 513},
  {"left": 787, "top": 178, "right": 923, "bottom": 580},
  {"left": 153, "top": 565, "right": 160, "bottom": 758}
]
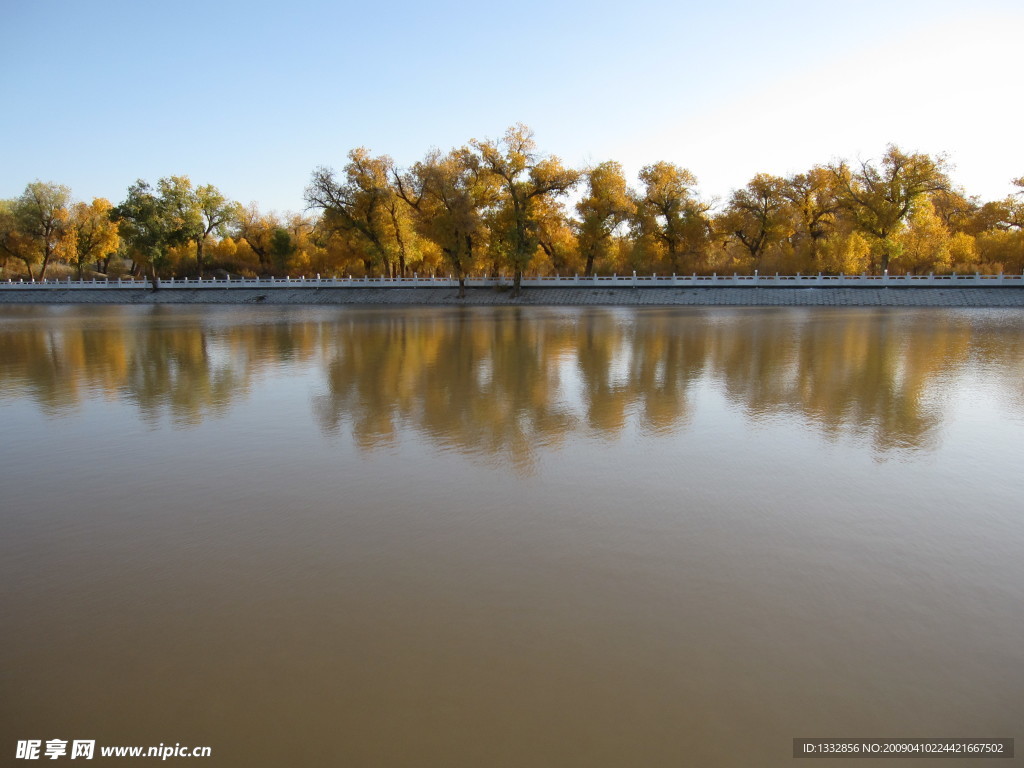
[{"left": 1, "top": 305, "right": 1021, "bottom": 766}]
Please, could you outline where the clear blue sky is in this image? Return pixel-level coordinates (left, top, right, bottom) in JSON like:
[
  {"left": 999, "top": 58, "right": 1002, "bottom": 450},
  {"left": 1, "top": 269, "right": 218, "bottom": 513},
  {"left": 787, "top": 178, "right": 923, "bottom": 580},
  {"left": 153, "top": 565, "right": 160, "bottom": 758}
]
[{"left": 3, "top": 0, "right": 1022, "bottom": 214}]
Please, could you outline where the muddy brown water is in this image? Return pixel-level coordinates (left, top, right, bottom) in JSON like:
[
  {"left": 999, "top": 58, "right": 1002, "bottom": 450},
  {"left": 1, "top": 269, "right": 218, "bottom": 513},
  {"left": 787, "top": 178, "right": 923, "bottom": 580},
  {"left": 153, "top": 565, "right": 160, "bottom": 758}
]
[{"left": 2, "top": 305, "right": 1021, "bottom": 766}]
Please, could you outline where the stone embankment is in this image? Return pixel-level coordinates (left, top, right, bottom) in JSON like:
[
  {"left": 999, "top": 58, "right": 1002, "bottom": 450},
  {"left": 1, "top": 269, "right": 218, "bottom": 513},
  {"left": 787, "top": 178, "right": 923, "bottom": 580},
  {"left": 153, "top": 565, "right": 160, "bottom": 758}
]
[{"left": 2, "top": 287, "right": 1024, "bottom": 307}]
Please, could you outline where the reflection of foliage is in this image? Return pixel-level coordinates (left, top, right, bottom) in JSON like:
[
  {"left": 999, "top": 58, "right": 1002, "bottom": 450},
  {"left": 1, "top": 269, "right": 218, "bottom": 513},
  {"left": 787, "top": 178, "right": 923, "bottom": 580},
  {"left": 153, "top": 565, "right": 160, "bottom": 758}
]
[
  {"left": 712, "top": 310, "right": 972, "bottom": 452},
  {"left": 2, "top": 307, "right": 1021, "bottom": 460},
  {"left": 0, "top": 307, "right": 319, "bottom": 426},
  {"left": 313, "top": 310, "right": 580, "bottom": 473}
]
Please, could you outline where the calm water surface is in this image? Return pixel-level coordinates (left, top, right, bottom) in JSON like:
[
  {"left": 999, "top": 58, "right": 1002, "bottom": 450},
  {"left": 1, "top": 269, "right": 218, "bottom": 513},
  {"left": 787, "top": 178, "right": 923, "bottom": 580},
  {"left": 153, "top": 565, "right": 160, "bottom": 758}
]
[{"left": 1, "top": 305, "right": 1022, "bottom": 767}]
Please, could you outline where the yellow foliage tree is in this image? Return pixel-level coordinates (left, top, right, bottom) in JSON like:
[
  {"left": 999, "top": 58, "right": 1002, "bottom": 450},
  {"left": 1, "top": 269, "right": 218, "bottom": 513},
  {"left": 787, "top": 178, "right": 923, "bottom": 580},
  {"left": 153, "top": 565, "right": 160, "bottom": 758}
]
[
  {"left": 818, "top": 230, "right": 872, "bottom": 274},
  {"left": 894, "top": 198, "right": 952, "bottom": 274},
  {"left": 60, "top": 198, "right": 120, "bottom": 277},
  {"left": 471, "top": 124, "right": 579, "bottom": 295}
]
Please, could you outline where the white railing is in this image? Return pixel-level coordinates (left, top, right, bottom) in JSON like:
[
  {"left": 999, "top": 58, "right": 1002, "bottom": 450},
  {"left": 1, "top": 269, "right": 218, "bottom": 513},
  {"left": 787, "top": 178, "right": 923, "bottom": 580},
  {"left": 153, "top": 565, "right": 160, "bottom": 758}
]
[{"left": 2, "top": 272, "right": 1023, "bottom": 289}]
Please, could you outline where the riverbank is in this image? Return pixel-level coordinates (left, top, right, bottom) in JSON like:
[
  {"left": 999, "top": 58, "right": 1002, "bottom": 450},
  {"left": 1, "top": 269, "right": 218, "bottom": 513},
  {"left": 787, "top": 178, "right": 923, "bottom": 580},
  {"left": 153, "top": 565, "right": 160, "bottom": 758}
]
[{"left": 2, "top": 286, "right": 1024, "bottom": 307}]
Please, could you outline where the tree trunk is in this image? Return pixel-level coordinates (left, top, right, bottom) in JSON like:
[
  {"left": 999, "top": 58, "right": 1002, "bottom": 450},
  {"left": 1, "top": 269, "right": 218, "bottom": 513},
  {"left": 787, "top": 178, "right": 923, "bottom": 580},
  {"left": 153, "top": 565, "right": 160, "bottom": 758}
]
[
  {"left": 390, "top": 209, "right": 408, "bottom": 277},
  {"left": 147, "top": 262, "right": 160, "bottom": 292},
  {"left": 458, "top": 275, "right": 466, "bottom": 299},
  {"left": 513, "top": 269, "right": 522, "bottom": 298},
  {"left": 20, "top": 257, "right": 34, "bottom": 280},
  {"left": 196, "top": 237, "right": 205, "bottom": 278},
  {"left": 667, "top": 240, "right": 679, "bottom": 273}
]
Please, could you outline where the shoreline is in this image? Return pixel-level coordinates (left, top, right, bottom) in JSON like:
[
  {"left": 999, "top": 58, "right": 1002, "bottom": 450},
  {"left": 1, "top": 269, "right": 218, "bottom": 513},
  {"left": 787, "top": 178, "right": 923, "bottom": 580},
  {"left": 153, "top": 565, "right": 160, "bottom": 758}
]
[{"left": 1, "top": 286, "right": 1023, "bottom": 307}]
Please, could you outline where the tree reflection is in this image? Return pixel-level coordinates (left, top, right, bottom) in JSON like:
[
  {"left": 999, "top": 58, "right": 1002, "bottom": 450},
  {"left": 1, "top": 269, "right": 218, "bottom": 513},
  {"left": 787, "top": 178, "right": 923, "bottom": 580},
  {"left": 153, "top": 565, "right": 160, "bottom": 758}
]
[{"left": 1, "top": 306, "right": 1019, "bottom": 462}]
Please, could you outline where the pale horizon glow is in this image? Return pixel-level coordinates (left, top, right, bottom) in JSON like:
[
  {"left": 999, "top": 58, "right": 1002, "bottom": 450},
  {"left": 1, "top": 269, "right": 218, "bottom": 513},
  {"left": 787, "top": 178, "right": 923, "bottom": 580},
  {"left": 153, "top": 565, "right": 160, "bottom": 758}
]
[{"left": 2, "top": 0, "right": 1021, "bottom": 215}]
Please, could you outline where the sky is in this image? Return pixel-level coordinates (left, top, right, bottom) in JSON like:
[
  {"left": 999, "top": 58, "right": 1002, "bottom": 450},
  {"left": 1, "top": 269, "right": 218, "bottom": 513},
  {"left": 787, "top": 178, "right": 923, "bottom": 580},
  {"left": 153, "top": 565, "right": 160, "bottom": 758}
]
[{"left": 3, "top": 0, "right": 1022, "bottom": 215}]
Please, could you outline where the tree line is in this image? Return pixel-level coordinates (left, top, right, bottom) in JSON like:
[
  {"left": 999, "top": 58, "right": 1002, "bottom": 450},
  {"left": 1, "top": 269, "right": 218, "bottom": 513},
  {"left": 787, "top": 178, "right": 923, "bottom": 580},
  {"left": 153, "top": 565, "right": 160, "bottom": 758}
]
[{"left": 2, "top": 124, "right": 1022, "bottom": 294}]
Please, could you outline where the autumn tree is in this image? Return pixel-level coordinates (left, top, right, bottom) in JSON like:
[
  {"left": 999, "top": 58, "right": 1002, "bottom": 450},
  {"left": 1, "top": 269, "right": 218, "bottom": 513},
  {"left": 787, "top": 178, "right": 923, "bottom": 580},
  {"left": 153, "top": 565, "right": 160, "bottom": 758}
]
[
  {"left": 305, "top": 148, "right": 413, "bottom": 277},
  {"left": 0, "top": 200, "right": 28, "bottom": 277},
  {"left": 471, "top": 124, "right": 580, "bottom": 296},
  {"left": 532, "top": 196, "right": 579, "bottom": 275},
  {"left": 969, "top": 176, "right": 1024, "bottom": 273},
  {"left": 830, "top": 146, "right": 950, "bottom": 272},
  {"left": 394, "top": 147, "right": 496, "bottom": 297},
  {"left": 634, "top": 162, "right": 710, "bottom": 273},
  {"left": 4, "top": 182, "right": 72, "bottom": 280},
  {"left": 929, "top": 188, "right": 978, "bottom": 235},
  {"left": 782, "top": 167, "right": 839, "bottom": 268},
  {"left": 193, "top": 185, "right": 239, "bottom": 277},
  {"left": 576, "top": 161, "right": 635, "bottom": 275},
  {"left": 63, "top": 198, "right": 121, "bottom": 277},
  {"left": 721, "top": 173, "right": 790, "bottom": 266},
  {"left": 893, "top": 198, "right": 953, "bottom": 274},
  {"left": 236, "top": 204, "right": 277, "bottom": 274}
]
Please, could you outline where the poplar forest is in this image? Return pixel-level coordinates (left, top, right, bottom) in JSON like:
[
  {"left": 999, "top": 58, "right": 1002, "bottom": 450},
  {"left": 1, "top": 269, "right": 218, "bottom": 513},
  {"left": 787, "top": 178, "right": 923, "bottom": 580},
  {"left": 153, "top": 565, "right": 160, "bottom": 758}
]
[{"left": 3, "top": 125, "right": 1023, "bottom": 294}]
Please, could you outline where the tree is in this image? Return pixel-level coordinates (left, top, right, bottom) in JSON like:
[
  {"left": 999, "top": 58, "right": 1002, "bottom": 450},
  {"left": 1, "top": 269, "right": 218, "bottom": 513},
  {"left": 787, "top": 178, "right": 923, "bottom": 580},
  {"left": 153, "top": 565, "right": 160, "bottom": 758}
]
[
  {"left": 0, "top": 200, "right": 29, "bottom": 278},
  {"left": 270, "top": 227, "right": 295, "bottom": 273},
  {"left": 112, "top": 178, "right": 202, "bottom": 291},
  {"left": 722, "top": 173, "right": 790, "bottom": 265},
  {"left": 471, "top": 124, "right": 579, "bottom": 296},
  {"left": 894, "top": 198, "right": 953, "bottom": 274},
  {"left": 635, "top": 162, "right": 709, "bottom": 273},
  {"left": 194, "top": 185, "right": 239, "bottom": 277},
  {"left": 782, "top": 167, "right": 839, "bottom": 268},
  {"left": 395, "top": 147, "right": 496, "bottom": 297},
  {"left": 533, "top": 196, "right": 579, "bottom": 275},
  {"left": 64, "top": 198, "right": 121, "bottom": 277},
  {"left": 7, "top": 182, "right": 72, "bottom": 280},
  {"left": 236, "top": 204, "right": 277, "bottom": 274},
  {"left": 576, "top": 161, "right": 635, "bottom": 275},
  {"left": 830, "top": 145, "right": 950, "bottom": 272},
  {"left": 305, "top": 148, "right": 411, "bottom": 277}
]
